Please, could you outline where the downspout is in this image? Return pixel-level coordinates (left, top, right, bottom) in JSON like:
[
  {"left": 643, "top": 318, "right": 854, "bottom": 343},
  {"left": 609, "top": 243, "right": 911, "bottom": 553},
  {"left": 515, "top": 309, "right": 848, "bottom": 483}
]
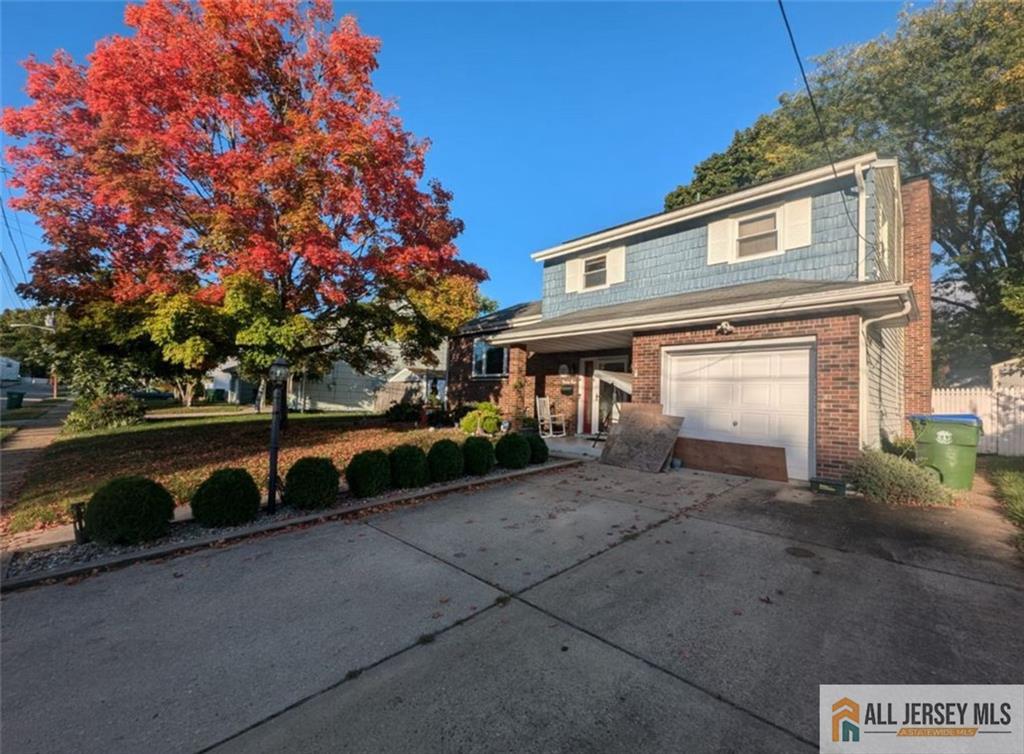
[
  {"left": 859, "top": 300, "right": 913, "bottom": 450},
  {"left": 855, "top": 162, "right": 867, "bottom": 281}
]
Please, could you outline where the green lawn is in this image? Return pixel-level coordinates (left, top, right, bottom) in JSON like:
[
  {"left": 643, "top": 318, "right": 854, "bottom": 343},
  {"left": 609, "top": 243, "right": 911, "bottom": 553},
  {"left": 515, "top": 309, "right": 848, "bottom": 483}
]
[
  {"left": 978, "top": 456, "right": 1024, "bottom": 548},
  {"left": 1, "top": 406, "right": 46, "bottom": 421},
  {"left": 0, "top": 426, "right": 17, "bottom": 443},
  {"left": 3, "top": 411, "right": 461, "bottom": 534}
]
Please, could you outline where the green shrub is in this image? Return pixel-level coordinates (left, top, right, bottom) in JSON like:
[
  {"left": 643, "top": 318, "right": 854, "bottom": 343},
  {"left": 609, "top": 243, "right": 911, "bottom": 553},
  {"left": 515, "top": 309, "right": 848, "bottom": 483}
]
[
  {"left": 495, "top": 433, "right": 531, "bottom": 469},
  {"left": 463, "top": 436, "right": 495, "bottom": 476},
  {"left": 190, "top": 468, "right": 260, "bottom": 527},
  {"left": 881, "top": 433, "right": 917, "bottom": 461},
  {"left": 458, "top": 402, "right": 502, "bottom": 435},
  {"left": 283, "top": 457, "right": 340, "bottom": 510},
  {"left": 526, "top": 433, "right": 549, "bottom": 464},
  {"left": 986, "top": 458, "right": 1024, "bottom": 529},
  {"left": 384, "top": 401, "right": 422, "bottom": 423},
  {"left": 65, "top": 394, "right": 145, "bottom": 433},
  {"left": 345, "top": 450, "right": 391, "bottom": 498},
  {"left": 85, "top": 476, "right": 175, "bottom": 544},
  {"left": 848, "top": 450, "right": 954, "bottom": 506},
  {"left": 389, "top": 444, "right": 430, "bottom": 489},
  {"left": 427, "top": 439, "right": 464, "bottom": 482}
]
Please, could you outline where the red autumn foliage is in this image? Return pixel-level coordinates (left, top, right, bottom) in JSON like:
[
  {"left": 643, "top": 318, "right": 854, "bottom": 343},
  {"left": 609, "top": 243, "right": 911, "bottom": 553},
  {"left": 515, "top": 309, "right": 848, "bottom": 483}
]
[{"left": 3, "top": 0, "right": 484, "bottom": 331}]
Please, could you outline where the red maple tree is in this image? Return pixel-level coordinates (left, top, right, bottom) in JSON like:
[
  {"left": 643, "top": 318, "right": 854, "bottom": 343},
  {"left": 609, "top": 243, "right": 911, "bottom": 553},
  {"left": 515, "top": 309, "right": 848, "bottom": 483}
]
[{"left": 3, "top": 0, "right": 485, "bottom": 372}]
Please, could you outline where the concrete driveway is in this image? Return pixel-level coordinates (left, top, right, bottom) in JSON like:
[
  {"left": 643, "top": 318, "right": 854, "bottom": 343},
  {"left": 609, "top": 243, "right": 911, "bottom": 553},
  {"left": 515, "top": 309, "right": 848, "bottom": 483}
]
[{"left": 2, "top": 463, "right": 1022, "bottom": 753}]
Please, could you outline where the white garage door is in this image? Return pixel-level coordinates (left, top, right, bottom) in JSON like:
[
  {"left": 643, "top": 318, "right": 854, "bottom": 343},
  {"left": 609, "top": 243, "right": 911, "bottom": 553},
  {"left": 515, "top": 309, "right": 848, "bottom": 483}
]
[{"left": 662, "top": 345, "right": 813, "bottom": 480}]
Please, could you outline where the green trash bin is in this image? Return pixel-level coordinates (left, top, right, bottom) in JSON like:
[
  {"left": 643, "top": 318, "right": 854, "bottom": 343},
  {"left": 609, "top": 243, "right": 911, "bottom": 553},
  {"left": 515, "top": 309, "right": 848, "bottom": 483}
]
[
  {"left": 908, "top": 413, "right": 982, "bottom": 491},
  {"left": 5, "top": 391, "right": 26, "bottom": 410}
]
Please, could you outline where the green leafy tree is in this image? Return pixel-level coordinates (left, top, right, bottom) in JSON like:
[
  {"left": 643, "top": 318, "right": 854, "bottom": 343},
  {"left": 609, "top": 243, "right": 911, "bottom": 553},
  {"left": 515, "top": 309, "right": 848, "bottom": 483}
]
[
  {"left": 145, "top": 292, "right": 235, "bottom": 407},
  {"left": 664, "top": 1, "right": 1024, "bottom": 371},
  {"left": 0, "top": 307, "right": 56, "bottom": 377}
]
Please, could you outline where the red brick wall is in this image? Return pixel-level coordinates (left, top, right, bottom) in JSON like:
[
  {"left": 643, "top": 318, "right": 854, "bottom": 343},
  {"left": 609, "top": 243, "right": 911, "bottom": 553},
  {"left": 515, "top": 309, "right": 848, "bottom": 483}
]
[
  {"left": 901, "top": 177, "right": 932, "bottom": 423},
  {"left": 631, "top": 315, "right": 861, "bottom": 478},
  {"left": 447, "top": 335, "right": 624, "bottom": 433}
]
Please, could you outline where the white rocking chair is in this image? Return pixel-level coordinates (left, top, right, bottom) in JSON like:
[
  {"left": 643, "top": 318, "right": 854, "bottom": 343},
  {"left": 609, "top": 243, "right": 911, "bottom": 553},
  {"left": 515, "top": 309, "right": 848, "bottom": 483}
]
[{"left": 536, "top": 396, "right": 566, "bottom": 438}]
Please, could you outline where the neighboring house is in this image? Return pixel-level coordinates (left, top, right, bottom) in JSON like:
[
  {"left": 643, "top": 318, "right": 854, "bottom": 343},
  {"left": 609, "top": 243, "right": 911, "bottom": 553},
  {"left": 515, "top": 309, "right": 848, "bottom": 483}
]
[
  {"left": 208, "top": 347, "right": 446, "bottom": 412},
  {"left": 0, "top": 356, "right": 20, "bottom": 382},
  {"left": 448, "top": 153, "right": 932, "bottom": 481},
  {"left": 992, "top": 359, "right": 1024, "bottom": 391},
  {"left": 289, "top": 345, "right": 446, "bottom": 412}
]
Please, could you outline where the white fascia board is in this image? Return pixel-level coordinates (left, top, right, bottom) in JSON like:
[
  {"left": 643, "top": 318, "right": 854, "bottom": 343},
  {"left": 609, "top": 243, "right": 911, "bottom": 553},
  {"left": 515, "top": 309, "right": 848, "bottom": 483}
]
[
  {"left": 489, "top": 281, "right": 913, "bottom": 346},
  {"left": 531, "top": 152, "right": 879, "bottom": 262}
]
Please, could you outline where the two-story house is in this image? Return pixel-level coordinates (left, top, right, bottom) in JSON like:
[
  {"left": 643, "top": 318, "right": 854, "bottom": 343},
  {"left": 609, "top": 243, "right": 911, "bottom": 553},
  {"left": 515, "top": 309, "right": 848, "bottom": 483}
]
[{"left": 447, "top": 154, "right": 932, "bottom": 481}]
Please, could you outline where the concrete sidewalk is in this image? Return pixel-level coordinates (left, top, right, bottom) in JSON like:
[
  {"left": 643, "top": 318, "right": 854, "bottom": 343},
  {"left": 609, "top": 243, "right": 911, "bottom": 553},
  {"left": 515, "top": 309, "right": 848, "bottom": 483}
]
[
  {"left": 1, "top": 400, "right": 72, "bottom": 510},
  {"left": 2, "top": 463, "right": 1021, "bottom": 754}
]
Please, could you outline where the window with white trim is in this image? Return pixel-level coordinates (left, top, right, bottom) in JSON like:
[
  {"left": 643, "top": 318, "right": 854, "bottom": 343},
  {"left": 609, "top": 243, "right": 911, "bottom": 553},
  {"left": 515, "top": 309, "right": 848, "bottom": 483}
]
[
  {"left": 736, "top": 212, "right": 779, "bottom": 258},
  {"left": 472, "top": 338, "right": 508, "bottom": 378},
  {"left": 583, "top": 255, "right": 607, "bottom": 289}
]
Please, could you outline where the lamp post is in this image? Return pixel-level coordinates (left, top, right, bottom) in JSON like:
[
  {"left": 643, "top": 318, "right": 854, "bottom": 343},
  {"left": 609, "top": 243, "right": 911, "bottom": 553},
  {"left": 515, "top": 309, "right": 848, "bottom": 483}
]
[{"left": 266, "top": 357, "right": 289, "bottom": 513}]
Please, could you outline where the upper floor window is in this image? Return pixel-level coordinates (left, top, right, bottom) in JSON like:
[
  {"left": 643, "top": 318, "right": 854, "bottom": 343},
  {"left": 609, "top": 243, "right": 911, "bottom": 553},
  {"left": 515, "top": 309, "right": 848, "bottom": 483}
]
[
  {"left": 707, "top": 198, "right": 809, "bottom": 266},
  {"left": 736, "top": 212, "right": 778, "bottom": 258},
  {"left": 472, "top": 338, "right": 508, "bottom": 378},
  {"left": 583, "top": 255, "right": 607, "bottom": 289}
]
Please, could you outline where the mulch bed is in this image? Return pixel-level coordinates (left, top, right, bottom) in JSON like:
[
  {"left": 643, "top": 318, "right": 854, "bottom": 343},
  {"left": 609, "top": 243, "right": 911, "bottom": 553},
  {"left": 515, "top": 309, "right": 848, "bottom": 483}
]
[{"left": 4, "top": 459, "right": 577, "bottom": 581}]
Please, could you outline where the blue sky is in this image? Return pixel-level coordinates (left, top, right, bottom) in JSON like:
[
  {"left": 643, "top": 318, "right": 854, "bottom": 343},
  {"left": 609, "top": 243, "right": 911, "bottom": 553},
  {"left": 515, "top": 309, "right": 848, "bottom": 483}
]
[{"left": 1, "top": 1, "right": 909, "bottom": 309}]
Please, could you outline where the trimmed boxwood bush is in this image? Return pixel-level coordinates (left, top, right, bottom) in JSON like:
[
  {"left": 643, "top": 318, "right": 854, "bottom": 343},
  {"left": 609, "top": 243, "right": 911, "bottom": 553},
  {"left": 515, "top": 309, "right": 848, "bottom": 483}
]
[
  {"left": 427, "top": 439, "right": 464, "bottom": 483},
  {"left": 389, "top": 444, "right": 430, "bottom": 489},
  {"left": 463, "top": 436, "right": 495, "bottom": 476},
  {"left": 526, "top": 433, "right": 549, "bottom": 464},
  {"left": 345, "top": 450, "right": 391, "bottom": 498},
  {"left": 848, "top": 450, "right": 954, "bottom": 506},
  {"left": 495, "top": 433, "right": 531, "bottom": 469},
  {"left": 190, "top": 468, "right": 260, "bottom": 527},
  {"left": 85, "top": 476, "right": 175, "bottom": 544},
  {"left": 283, "top": 456, "right": 340, "bottom": 510}
]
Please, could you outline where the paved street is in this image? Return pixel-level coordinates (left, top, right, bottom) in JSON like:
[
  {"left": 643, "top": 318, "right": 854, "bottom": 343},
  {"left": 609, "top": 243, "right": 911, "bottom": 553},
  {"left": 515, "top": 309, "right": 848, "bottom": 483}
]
[{"left": 2, "top": 463, "right": 1022, "bottom": 753}]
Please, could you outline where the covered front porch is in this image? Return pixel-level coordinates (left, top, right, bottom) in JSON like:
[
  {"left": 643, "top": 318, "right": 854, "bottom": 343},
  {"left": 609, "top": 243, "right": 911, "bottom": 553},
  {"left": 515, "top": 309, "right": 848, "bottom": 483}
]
[{"left": 503, "top": 342, "right": 635, "bottom": 438}]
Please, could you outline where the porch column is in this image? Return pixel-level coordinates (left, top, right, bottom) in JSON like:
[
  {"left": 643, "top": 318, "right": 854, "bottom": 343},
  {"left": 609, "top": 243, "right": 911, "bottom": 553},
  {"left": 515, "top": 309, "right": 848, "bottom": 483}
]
[{"left": 503, "top": 345, "right": 534, "bottom": 425}]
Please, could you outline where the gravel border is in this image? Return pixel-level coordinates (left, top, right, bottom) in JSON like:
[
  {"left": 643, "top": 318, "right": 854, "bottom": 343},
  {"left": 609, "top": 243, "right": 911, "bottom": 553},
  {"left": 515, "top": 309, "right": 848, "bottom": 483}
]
[{"left": 1, "top": 457, "right": 581, "bottom": 591}]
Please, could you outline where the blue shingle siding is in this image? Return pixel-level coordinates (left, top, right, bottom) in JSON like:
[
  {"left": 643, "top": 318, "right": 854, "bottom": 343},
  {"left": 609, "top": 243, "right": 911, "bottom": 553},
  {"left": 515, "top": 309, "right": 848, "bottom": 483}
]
[{"left": 542, "top": 181, "right": 862, "bottom": 319}]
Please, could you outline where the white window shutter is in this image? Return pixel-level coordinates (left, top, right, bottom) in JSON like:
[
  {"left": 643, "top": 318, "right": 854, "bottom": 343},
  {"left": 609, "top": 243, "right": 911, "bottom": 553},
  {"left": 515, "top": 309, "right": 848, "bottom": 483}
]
[
  {"left": 564, "top": 258, "right": 583, "bottom": 293},
  {"left": 782, "top": 197, "right": 812, "bottom": 250},
  {"left": 707, "top": 218, "right": 731, "bottom": 264},
  {"left": 607, "top": 246, "right": 626, "bottom": 285}
]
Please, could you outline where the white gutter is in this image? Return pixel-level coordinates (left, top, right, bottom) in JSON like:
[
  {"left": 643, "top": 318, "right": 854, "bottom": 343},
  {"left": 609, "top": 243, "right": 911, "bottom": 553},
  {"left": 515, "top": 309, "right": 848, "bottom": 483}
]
[
  {"left": 490, "top": 282, "right": 913, "bottom": 345},
  {"left": 858, "top": 300, "right": 913, "bottom": 450},
  {"left": 531, "top": 152, "right": 879, "bottom": 262}
]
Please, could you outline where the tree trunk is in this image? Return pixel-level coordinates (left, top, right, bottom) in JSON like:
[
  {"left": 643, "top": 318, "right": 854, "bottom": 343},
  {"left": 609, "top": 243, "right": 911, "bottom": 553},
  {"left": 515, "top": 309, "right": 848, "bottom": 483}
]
[{"left": 181, "top": 381, "right": 196, "bottom": 408}]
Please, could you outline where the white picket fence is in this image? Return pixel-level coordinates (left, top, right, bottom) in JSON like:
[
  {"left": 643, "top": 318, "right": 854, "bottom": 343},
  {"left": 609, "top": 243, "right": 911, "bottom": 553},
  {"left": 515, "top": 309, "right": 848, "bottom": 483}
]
[{"left": 931, "top": 387, "right": 1024, "bottom": 456}]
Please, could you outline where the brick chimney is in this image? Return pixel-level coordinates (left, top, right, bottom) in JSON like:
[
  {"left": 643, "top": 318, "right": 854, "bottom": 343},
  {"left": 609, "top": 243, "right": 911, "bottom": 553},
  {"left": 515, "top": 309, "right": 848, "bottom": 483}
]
[{"left": 901, "top": 176, "right": 932, "bottom": 426}]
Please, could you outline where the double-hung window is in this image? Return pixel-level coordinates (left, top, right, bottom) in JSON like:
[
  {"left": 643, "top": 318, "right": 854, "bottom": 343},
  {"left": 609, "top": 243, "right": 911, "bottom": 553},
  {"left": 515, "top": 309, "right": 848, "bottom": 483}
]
[
  {"left": 735, "top": 212, "right": 779, "bottom": 258},
  {"left": 472, "top": 338, "right": 508, "bottom": 378},
  {"left": 583, "top": 255, "right": 607, "bottom": 289}
]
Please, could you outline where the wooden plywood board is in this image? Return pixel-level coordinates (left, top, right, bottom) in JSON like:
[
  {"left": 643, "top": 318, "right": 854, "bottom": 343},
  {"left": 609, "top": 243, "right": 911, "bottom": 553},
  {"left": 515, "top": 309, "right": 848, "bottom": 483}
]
[
  {"left": 673, "top": 438, "right": 789, "bottom": 482},
  {"left": 600, "top": 403, "right": 683, "bottom": 473}
]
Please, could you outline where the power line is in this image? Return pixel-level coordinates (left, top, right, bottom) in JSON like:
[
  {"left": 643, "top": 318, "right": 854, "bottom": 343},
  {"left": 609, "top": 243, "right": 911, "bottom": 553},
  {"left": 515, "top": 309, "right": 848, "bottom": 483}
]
[
  {"left": 775, "top": 0, "right": 876, "bottom": 255},
  {"left": 0, "top": 201, "right": 28, "bottom": 278}
]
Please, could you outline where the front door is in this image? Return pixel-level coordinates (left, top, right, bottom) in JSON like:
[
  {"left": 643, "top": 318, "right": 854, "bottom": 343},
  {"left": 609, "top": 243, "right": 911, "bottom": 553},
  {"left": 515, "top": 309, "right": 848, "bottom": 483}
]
[{"left": 579, "top": 356, "right": 629, "bottom": 435}]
